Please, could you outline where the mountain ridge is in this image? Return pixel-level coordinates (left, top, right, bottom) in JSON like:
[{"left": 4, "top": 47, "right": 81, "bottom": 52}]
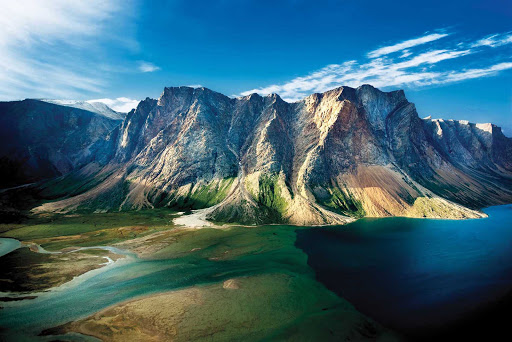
[
  {"left": 0, "top": 99, "right": 122, "bottom": 189},
  {"left": 22, "top": 84, "right": 512, "bottom": 225},
  {"left": 41, "top": 99, "right": 126, "bottom": 121}
]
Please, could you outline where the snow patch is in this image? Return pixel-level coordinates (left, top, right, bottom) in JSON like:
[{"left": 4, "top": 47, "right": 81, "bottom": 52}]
[{"left": 42, "top": 99, "right": 126, "bottom": 120}]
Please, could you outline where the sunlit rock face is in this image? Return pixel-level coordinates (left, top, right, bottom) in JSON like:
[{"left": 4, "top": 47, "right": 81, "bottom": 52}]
[
  {"left": 30, "top": 85, "right": 512, "bottom": 224},
  {"left": 0, "top": 99, "right": 122, "bottom": 188}
]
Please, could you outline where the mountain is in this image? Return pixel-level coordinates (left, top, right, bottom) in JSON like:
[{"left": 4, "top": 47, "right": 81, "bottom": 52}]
[
  {"left": 0, "top": 99, "right": 122, "bottom": 188},
  {"left": 28, "top": 85, "right": 512, "bottom": 225},
  {"left": 41, "top": 100, "right": 126, "bottom": 121}
]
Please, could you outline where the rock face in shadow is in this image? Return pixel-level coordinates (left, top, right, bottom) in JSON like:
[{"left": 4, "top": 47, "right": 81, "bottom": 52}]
[
  {"left": 0, "top": 99, "right": 122, "bottom": 188},
  {"left": 20, "top": 85, "right": 512, "bottom": 224}
]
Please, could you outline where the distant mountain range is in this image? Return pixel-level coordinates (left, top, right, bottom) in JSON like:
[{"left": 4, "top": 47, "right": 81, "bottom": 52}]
[
  {"left": 1, "top": 85, "right": 511, "bottom": 224},
  {"left": 41, "top": 99, "right": 126, "bottom": 121}
]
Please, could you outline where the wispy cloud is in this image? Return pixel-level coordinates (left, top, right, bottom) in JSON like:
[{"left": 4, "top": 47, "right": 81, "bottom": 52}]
[
  {"left": 440, "top": 62, "right": 512, "bottom": 83},
  {"left": 471, "top": 32, "right": 512, "bottom": 48},
  {"left": 0, "top": 0, "right": 133, "bottom": 100},
  {"left": 242, "top": 30, "right": 512, "bottom": 101},
  {"left": 138, "top": 61, "right": 161, "bottom": 73},
  {"left": 88, "top": 97, "right": 140, "bottom": 112},
  {"left": 400, "top": 50, "right": 412, "bottom": 58},
  {"left": 367, "top": 32, "right": 449, "bottom": 58}
]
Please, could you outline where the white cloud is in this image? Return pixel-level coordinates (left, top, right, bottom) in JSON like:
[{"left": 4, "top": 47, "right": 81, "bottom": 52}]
[
  {"left": 88, "top": 97, "right": 140, "bottom": 112},
  {"left": 0, "top": 1, "right": 117, "bottom": 46},
  {"left": 241, "top": 62, "right": 356, "bottom": 101},
  {"left": 471, "top": 33, "right": 512, "bottom": 48},
  {"left": 400, "top": 50, "right": 412, "bottom": 58},
  {"left": 367, "top": 32, "right": 449, "bottom": 58},
  {"left": 438, "top": 62, "right": 512, "bottom": 84},
  {"left": 0, "top": 0, "right": 132, "bottom": 100},
  {"left": 138, "top": 61, "right": 160, "bottom": 73},
  {"left": 243, "top": 31, "right": 512, "bottom": 102}
]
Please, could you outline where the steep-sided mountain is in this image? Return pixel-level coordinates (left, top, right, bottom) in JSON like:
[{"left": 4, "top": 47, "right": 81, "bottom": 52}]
[
  {"left": 0, "top": 99, "right": 122, "bottom": 188},
  {"left": 32, "top": 85, "right": 512, "bottom": 225}
]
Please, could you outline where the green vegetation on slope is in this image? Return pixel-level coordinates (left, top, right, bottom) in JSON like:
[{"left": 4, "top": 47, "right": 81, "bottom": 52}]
[
  {"left": 171, "top": 177, "right": 235, "bottom": 210},
  {"left": 76, "top": 178, "right": 131, "bottom": 212},
  {"left": 37, "top": 167, "right": 114, "bottom": 200},
  {"left": 208, "top": 173, "right": 291, "bottom": 225},
  {"left": 316, "top": 186, "right": 366, "bottom": 218},
  {"left": 406, "top": 197, "right": 484, "bottom": 219},
  {"left": 254, "top": 173, "right": 288, "bottom": 223}
]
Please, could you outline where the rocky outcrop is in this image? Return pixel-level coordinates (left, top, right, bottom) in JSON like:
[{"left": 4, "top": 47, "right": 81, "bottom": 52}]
[
  {"left": 29, "top": 85, "right": 512, "bottom": 224},
  {"left": 0, "top": 99, "right": 122, "bottom": 188}
]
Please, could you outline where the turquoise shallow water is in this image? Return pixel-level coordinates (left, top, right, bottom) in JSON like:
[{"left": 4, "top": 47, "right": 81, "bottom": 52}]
[
  {"left": 296, "top": 205, "right": 512, "bottom": 340},
  {"left": 0, "top": 256, "right": 248, "bottom": 340},
  {"left": 0, "top": 227, "right": 308, "bottom": 341},
  {"left": 0, "top": 238, "right": 21, "bottom": 257}
]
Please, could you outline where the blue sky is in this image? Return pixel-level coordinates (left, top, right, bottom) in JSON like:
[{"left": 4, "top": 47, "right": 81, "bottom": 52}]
[{"left": 0, "top": 0, "right": 511, "bottom": 133}]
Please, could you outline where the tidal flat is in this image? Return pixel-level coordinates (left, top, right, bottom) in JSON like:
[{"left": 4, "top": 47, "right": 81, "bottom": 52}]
[
  {"left": 0, "top": 211, "right": 399, "bottom": 341},
  {"left": 4, "top": 206, "right": 512, "bottom": 341}
]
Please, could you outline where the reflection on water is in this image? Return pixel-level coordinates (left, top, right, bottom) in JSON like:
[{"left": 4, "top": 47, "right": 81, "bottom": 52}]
[{"left": 296, "top": 205, "right": 512, "bottom": 339}]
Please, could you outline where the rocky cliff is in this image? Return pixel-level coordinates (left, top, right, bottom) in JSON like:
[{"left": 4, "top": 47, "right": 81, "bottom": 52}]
[{"left": 28, "top": 85, "right": 512, "bottom": 225}]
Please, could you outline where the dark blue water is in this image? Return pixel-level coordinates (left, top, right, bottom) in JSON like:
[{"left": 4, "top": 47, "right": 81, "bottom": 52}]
[{"left": 296, "top": 205, "right": 512, "bottom": 340}]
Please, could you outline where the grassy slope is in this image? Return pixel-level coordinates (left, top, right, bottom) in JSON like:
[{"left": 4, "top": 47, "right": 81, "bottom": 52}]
[
  {"left": 315, "top": 186, "right": 366, "bottom": 218},
  {"left": 170, "top": 177, "right": 235, "bottom": 210},
  {"left": 256, "top": 173, "right": 288, "bottom": 222},
  {"left": 209, "top": 173, "right": 291, "bottom": 225}
]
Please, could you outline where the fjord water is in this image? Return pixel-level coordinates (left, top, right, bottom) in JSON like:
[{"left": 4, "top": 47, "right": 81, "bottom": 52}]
[{"left": 296, "top": 204, "right": 512, "bottom": 340}]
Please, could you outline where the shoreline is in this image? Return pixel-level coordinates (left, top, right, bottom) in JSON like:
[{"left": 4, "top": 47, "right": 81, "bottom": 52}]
[{"left": 172, "top": 206, "right": 489, "bottom": 230}]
